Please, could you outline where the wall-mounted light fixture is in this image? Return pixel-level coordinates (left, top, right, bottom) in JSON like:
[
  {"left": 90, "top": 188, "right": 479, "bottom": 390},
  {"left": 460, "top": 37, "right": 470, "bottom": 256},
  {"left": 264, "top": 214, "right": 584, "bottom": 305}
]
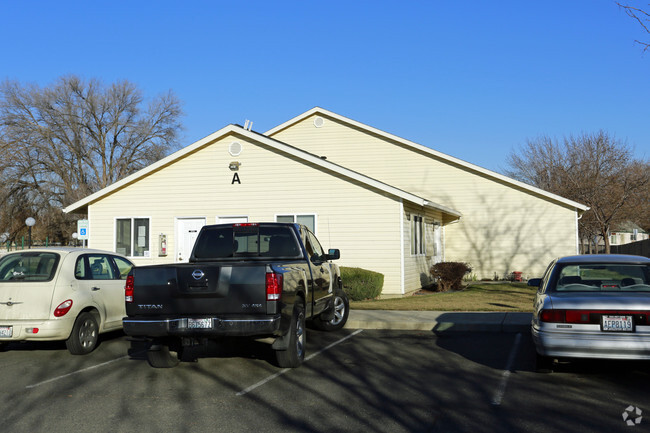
[{"left": 229, "top": 161, "right": 241, "bottom": 171}]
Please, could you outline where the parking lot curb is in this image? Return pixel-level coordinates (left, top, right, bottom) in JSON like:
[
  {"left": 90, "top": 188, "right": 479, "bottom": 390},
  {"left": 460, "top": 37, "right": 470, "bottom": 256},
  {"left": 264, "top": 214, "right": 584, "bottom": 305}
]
[{"left": 345, "top": 310, "right": 532, "bottom": 333}]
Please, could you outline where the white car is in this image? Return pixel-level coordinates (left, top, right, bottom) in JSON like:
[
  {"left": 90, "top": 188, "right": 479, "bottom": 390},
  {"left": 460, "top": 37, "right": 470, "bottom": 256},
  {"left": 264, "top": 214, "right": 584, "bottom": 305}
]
[{"left": 0, "top": 247, "right": 133, "bottom": 354}]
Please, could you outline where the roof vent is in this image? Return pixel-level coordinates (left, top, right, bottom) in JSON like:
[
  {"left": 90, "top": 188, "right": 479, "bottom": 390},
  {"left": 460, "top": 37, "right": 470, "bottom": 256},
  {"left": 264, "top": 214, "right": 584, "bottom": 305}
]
[
  {"left": 313, "top": 116, "right": 324, "bottom": 128},
  {"left": 229, "top": 141, "right": 242, "bottom": 156},
  {"left": 244, "top": 119, "right": 253, "bottom": 131}
]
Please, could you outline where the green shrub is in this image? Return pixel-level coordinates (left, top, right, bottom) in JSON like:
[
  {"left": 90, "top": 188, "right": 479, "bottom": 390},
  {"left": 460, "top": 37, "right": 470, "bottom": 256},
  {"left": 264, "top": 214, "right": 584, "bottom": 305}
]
[
  {"left": 340, "top": 267, "right": 384, "bottom": 301},
  {"left": 430, "top": 262, "right": 472, "bottom": 291}
]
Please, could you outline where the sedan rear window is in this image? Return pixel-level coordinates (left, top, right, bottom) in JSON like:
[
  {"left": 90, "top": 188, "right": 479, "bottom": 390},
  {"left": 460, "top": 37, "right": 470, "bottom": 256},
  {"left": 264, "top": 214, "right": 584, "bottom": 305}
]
[
  {"left": 0, "top": 252, "right": 60, "bottom": 282},
  {"left": 554, "top": 263, "right": 650, "bottom": 292}
]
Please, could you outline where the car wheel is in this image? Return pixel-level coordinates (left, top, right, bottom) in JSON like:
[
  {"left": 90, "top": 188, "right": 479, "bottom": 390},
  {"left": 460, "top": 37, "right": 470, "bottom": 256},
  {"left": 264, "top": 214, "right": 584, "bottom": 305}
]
[
  {"left": 66, "top": 312, "right": 99, "bottom": 355},
  {"left": 276, "top": 302, "right": 306, "bottom": 368},
  {"left": 535, "top": 353, "right": 554, "bottom": 373},
  {"left": 313, "top": 289, "right": 349, "bottom": 332},
  {"left": 147, "top": 343, "right": 180, "bottom": 368}
]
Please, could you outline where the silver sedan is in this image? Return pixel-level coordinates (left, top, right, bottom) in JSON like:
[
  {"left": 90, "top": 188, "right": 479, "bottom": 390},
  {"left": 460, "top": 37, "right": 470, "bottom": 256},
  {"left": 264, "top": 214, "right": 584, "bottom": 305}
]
[{"left": 529, "top": 254, "right": 650, "bottom": 371}]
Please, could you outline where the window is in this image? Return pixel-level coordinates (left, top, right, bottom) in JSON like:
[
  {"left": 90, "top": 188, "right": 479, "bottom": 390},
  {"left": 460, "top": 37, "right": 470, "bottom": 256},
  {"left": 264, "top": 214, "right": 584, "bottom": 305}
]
[
  {"left": 0, "top": 252, "right": 60, "bottom": 282},
  {"left": 113, "top": 256, "right": 134, "bottom": 279},
  {"left": 116, "top": 218, "right": 150, "bottom": 257},
  {"left": 276, "top": 214, "right": 316, "bottom": 233},
  {"left": 411, "top": 216, "right": 425, "bottom": 255},
  {"left": 305, "top": 229, "right": 325, "bottom": 261},
  {"left": 193, "top": 225, "right": 301, "bottom": 259}
]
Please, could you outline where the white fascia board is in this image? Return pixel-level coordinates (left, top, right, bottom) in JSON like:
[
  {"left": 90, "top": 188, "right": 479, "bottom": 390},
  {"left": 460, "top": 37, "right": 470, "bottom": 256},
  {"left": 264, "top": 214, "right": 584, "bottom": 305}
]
[
  {"left": 63, "top": 124, "right": 461, "bottom": 221},
  {"left": 266, "top": 107, "right": 589, "bottom": 212}
]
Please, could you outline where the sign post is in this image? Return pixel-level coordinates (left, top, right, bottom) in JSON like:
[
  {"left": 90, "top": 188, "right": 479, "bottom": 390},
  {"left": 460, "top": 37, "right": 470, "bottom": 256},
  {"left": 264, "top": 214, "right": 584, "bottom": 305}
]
[{"left": 77, "top": 220, "right": 89, "bottom": 248}]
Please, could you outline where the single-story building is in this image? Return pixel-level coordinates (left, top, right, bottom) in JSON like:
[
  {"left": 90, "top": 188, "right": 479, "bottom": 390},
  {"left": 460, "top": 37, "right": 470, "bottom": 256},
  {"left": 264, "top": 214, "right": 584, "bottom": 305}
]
[{"left": 63, "top": 107, "right": 588, "bottom": 296}]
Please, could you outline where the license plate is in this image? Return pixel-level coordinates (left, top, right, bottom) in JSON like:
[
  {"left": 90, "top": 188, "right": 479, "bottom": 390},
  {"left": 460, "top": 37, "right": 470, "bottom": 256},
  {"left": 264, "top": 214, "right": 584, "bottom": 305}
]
[
  {"left": 188, "top": 318, "right": 212, "bottom": 329},
  {"left": 0, "top": 326, "right": 12, "bottom": 338},
  {"left": 602, "top": 315, "right": 634, "bottom": 332}
]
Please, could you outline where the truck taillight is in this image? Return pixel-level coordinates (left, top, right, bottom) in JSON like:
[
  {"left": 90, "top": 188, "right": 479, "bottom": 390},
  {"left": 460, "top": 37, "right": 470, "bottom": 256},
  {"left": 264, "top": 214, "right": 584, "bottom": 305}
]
[
  {"left": 266, "top": 272, "right": 283, "bottom": 301},
  {"left": 125, "top": 275, "right": 134, "bottom": 303}
]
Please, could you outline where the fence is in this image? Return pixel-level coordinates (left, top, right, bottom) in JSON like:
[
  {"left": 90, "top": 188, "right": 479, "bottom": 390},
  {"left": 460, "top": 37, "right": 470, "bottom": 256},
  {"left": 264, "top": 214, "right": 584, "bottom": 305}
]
[{"left": 611, "top": 239, "right": 650, "bottom": 258}]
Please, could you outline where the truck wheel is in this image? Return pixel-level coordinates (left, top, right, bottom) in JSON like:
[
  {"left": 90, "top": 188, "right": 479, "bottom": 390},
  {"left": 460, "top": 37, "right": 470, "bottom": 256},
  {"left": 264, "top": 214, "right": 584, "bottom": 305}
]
[
  {"left": 313, "top": 289, "right": 349, "bottom": 332},
  {"left": 276, "top": 302, "right": 306, "bottom": 368},
  {"left": 66, "top": 312, "right": 99, "bottom": 355},
  {"left": 147, "top": 343, "right": 180, "bottom": 368}
]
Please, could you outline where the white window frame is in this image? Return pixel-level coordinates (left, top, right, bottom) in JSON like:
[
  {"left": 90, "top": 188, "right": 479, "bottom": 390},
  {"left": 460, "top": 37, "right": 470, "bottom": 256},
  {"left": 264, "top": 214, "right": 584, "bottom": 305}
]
[
  {"left": 275, "top": 213, "right": 317, "bottom": 234},
  {"left": 114, "top": 217, "right": 151, "bottom": 258}
]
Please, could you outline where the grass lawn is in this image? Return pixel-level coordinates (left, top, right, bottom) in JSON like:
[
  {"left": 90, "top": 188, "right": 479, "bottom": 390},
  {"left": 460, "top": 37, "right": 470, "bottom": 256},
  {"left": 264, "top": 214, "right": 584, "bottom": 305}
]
[{"left": 349, "top": 282, "right": 536, "bottom": 312}]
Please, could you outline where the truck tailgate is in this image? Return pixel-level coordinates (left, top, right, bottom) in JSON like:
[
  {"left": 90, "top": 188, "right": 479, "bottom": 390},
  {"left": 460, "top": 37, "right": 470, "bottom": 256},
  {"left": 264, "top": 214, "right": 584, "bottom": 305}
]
[{"left": 127, "top": 264, "right": 268, "bottom": 316}]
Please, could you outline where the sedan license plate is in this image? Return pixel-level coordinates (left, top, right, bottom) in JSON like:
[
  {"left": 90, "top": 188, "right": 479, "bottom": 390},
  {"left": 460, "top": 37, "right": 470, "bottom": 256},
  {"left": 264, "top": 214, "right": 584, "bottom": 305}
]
[
  {"left": 0, "top": 326, "right": 12, "bottom": 338},
  {"left": 602, "top": 315, "right": 634, "bottom": 332},
  {"left": 188, "top": 318, "right": 212, "bottom": 329}
]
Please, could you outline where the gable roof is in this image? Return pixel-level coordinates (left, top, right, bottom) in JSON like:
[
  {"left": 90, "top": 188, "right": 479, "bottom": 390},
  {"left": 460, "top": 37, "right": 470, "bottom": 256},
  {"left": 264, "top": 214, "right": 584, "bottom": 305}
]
[
  {"left": 63, "top": 124, "right": 461, "bottom": 220},
  {"left": 266, "top": 107, "right": 589, "bottom": 212}
]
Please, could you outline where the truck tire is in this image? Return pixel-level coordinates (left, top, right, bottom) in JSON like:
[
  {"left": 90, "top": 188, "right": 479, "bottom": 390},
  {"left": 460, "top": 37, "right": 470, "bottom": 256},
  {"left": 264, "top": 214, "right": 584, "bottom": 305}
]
[
  {"left": 313, "top": 289, "right": 349, "bottom": 332},
  {"left": 147, "top": 342, "right": 180, "bottom": 368},
  {"left": 66, "top": 312, "right": 99, "bottom": 355},
  {"left": 276, "top": 302, "right": 306, "bottom": 368}
]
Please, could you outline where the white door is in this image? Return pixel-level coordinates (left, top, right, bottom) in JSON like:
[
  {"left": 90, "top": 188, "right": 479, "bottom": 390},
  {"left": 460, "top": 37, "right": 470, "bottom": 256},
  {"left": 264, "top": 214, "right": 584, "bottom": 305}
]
[
  {"left": 176, "top": 218, "right": 206, "bottom": 263},
  {"left": 433, "top": 224, "right": 442, "bottom": 263}
]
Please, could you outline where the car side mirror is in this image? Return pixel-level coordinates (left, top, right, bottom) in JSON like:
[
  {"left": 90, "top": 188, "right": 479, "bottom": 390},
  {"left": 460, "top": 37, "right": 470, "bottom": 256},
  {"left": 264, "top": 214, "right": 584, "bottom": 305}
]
[
  {"left": 527, "top": 278, "right": 542, "bottom": 287},
  {"left": 326, "top": 249, "right": 340, "bottom": 261}
]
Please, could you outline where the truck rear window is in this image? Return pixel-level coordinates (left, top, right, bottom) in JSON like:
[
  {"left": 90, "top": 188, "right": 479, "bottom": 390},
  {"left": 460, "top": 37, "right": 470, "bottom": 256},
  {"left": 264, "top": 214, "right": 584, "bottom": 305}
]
[{"left": 192, "top": 225, "right": 302, "bottom": 260}]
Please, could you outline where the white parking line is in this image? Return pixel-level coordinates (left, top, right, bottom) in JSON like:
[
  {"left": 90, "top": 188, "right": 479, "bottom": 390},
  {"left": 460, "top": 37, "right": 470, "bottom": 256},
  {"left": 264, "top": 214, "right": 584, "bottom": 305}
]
[
  {"left": 25, "top": 355, "right": 129, "bottom": 389},
  {"left": 236, "top": 329, "right": 364, "bottom": 396},
  {"left": 491, "top": 332, "right": 522, "bottom": 406}
]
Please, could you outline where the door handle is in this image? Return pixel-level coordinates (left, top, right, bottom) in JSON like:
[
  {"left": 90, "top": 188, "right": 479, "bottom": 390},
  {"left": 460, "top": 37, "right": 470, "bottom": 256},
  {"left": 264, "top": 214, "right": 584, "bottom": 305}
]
[{"left": 92, "top": 287, "right": 101, "bottom": 291}]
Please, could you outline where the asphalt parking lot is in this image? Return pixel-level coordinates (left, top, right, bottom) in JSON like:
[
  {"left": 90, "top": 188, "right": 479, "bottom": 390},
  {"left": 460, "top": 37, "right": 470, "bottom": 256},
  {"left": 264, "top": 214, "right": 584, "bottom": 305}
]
[{"left": 3, "top": 329, "right": 650, "bottom": 433}]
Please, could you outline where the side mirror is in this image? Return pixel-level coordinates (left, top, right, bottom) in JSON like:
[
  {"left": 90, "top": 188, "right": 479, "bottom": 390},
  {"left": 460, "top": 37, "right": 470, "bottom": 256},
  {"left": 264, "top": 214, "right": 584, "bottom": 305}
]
[
  {"left": 326, "top": 249, "right": 340, "bottom": 261},
  {"left": 527, "top": 278, "right": 542, "bottom": 287}
]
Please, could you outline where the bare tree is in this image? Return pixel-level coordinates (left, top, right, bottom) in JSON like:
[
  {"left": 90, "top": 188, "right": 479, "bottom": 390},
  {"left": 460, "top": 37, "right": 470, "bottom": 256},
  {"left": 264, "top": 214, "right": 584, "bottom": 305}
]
[
  {"left": 617, "top": 2, "right": 650, "bottom": 52},
  {"left": 0, "top": 75, "right": 183, "bottom": 245},
  {"left": 506, "top": 131, "right": 650, "bottom": 254}
]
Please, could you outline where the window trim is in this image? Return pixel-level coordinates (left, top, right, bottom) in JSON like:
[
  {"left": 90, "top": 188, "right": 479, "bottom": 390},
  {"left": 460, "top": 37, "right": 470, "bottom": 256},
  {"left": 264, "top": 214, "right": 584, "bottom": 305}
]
[
  {"left": 275, "top": 213, "right": 317, "bottom": 234},
  {"left": 114, "top": 216, "right": 151, "bottom": 258}
]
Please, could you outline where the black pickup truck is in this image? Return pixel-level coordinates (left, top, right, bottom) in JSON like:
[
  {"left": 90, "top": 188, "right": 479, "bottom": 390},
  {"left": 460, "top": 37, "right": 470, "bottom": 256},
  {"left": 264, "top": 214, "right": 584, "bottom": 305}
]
[{"left": 123, "top": 223, "right": 349, "bottom": 368}]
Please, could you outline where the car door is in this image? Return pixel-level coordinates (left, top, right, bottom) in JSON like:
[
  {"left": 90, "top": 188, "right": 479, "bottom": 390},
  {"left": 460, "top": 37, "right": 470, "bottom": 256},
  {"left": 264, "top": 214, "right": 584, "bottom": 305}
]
[
  {"left": 76, "top": 254, "right": 130, "bottom": 330},
  {"left": 304, "top": 229, "right": 332, "bottom": 314}
]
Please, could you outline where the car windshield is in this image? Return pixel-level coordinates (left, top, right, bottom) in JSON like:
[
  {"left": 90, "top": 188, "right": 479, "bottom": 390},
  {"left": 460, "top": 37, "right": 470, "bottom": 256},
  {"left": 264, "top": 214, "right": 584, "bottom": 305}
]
[
  {"left": 0, "top": 252, "right": 60, "bottom": 282},
  {"left": 553, "top": 263, "right": 650, "bottom": 292}
]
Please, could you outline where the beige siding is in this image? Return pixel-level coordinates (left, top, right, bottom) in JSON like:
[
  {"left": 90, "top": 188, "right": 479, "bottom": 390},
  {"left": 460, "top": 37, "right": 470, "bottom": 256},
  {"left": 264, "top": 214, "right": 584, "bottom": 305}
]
[
  {"left": 271, "top": 114, "right": 579, "bottom": 279},
  {"left": 399, "top": 203, "right": 445, "bottom": 296},
  {"left": 87, "top": 134, "right": 406, "bottom": 295}
]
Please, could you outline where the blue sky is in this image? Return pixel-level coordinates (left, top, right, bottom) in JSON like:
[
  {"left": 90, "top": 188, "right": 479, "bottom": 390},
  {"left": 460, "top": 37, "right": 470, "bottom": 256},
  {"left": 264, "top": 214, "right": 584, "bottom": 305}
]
[{"left": 2, "top": 0, "right": 648, "bottom": 172}]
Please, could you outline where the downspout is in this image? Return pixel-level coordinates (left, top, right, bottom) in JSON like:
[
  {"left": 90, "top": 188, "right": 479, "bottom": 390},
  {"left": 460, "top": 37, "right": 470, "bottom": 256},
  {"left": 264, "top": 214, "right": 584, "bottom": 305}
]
[{"left": 400, "top": 199, "right": 405, "bottom": 295}]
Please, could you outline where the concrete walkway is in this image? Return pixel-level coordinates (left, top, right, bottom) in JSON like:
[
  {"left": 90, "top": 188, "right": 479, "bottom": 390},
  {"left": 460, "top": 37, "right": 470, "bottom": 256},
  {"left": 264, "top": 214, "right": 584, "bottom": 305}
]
[{"left": 345, "top": 310, "right": 532, "bottom": 333}]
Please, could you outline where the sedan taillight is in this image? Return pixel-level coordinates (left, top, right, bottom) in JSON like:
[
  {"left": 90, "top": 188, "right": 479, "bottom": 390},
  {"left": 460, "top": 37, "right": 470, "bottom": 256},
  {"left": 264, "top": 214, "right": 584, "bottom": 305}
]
[{"left": 540, "top": 309, "right": 650, "bottom": 325}]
